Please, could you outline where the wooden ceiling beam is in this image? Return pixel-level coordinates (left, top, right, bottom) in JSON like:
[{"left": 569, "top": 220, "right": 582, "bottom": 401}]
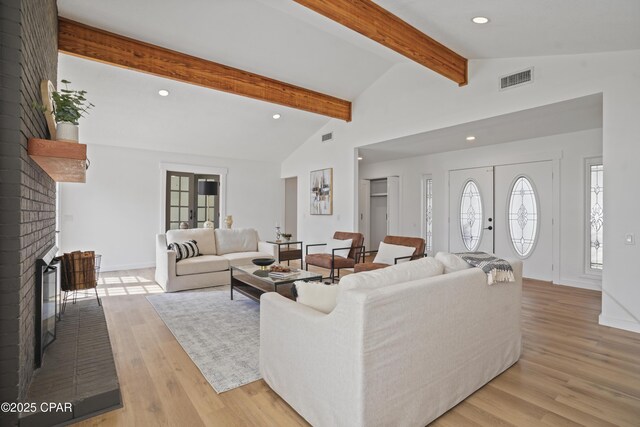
[
  {"left": 58, "top": 18, "right": 352, "bottom": 121},
  {"left": 293, "top": 0, "right": 468, "bottom": 86}
]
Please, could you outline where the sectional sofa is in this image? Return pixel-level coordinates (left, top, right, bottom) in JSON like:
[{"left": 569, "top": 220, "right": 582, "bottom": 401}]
[{"left": 260, "top": 254, "right": 523, "bottom": 426}]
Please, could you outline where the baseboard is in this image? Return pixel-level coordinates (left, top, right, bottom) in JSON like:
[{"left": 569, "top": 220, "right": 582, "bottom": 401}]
[
  {"left": 100, "top": 262, "right": 155, "bottom": 272},
  {"left": 554, "top": 277, "right": 602, "bottom": 291},
  {"left": 598, "top": 314, "right": 640, "bottom": 334}
]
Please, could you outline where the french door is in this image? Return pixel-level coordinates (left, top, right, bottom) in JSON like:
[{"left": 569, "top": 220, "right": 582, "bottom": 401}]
[
  {"left": 449, "top": 162, "right": 553, "bottom": 280},
  {"left": 495, "top": 161, "right": 553, "bottom": 280},
  {"left": 165, "top": 171, "right": 220, "bottom": 231}
]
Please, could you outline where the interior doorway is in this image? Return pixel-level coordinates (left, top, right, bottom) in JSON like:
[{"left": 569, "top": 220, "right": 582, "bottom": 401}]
[
  {"left": 284, "top": 177, "right": 298, "bottom": 239},
  {"left": 359, "top": 177, "right": 399, "bottom": 252}
]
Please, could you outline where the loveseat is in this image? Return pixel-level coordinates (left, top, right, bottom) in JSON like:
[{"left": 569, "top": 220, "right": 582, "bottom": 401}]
[
  {"left": 155, "top": 228, "right": 276, "bottom": 292},
  {"left": 260, "top": 254, "right": 522, "bottom": 426}
]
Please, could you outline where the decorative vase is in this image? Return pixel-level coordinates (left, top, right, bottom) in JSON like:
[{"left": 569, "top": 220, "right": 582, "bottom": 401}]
[
  {"left": 56, "top": 121, "right": 79, "bottom": 143},
  {"left": 224, "top": 215, "right": 233, "bottom": 229}
]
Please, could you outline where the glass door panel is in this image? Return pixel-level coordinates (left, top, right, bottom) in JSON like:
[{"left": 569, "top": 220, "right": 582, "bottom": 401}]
[
  {"left": 166, "top": 172, "right": 194, "bottom": 231},
  {"left": 195, "top": 175, "right": 219, "bottom": 228}
]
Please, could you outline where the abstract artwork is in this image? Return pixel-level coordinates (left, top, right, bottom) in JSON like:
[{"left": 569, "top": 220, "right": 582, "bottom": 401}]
[{"left": 310, "top": 168, "right": 333, "bottom": 215}]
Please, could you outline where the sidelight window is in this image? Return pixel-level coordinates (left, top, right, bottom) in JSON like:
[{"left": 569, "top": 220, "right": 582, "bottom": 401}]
[
  {"left": 587, "top": 160, "right": 603, "bottom": 270},
  {"left": 424, "top": 177, "right": 433, "bottom": 253}
]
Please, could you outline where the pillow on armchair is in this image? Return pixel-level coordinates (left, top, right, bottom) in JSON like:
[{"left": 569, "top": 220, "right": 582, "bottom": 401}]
[
  {"left": 372, "top": 242, "right": 416, "bottom": 265},
  {"left": 323, "top": 238, "right": 353, "bottom": 258}
]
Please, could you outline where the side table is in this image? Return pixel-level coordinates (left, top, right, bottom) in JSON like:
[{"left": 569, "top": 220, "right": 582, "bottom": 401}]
[{"left": 268, "top": 240, "right": 303, "bottom": 266}]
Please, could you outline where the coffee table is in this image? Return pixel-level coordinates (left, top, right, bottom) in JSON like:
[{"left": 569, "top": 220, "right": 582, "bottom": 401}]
[{"left": 230, "top": 265, "right": 322, "bottom": 302}]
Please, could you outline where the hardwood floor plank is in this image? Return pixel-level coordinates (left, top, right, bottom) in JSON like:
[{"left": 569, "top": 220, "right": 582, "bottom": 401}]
[{"left": 71, "top": 268, "right": 640, "bottom": 426}]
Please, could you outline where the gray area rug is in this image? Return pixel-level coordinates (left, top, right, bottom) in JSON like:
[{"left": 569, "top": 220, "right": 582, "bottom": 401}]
[{"left": 146, "top": 286, "right": 260, "bottom": 393}]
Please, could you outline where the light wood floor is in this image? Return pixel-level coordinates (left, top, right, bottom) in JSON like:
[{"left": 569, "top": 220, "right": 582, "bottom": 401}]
[{"left": 73, "top": 265, "right": 640, "bottom": 426}]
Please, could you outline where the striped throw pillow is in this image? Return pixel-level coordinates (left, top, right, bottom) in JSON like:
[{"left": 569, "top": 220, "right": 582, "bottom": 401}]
[{"left": 167, "top": 239, "right": 200, "bottom": 261}]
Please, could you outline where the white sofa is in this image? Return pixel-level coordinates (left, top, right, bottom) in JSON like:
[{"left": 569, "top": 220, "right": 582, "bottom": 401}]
[
  {"left": 260, "top": 256, "right": 522, "bottom": 426},
  {"left": 155, "top": 228, "right": 276, "bottom": 292}
]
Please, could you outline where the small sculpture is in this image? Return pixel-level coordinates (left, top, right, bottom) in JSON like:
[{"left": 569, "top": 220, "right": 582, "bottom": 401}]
[
  {"left": 179, "top": 222, "right": 189, "bottom": 230},
  {"left": 224, "top": 215, "right": 233, "bottom": 229}
]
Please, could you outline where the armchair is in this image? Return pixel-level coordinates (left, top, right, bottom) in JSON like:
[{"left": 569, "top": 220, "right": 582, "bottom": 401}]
[
  {"left": 304, "top": 231, "right": 364, "bottom": 282},
  {"left": 354, "top": 235, "right": 426, "bottom": 273}
]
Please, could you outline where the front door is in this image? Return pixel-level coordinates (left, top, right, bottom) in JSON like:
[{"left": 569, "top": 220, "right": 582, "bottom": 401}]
[
  {"left": 449, "top": 167, "right": 494, "bottom": 253},
  {"left": 494, "top": 161, "right": 553, "bottom": 280}
]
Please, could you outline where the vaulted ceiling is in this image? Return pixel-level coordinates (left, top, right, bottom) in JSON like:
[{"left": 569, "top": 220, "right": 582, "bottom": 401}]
[{"left": 57, "top": 0, "right": 640, "bottom": 161}]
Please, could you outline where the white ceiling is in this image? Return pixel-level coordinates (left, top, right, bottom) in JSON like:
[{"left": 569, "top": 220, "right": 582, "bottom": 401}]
[
  {"left": 56, "top": 0, "right": 638, "bottom": 160},
  {"left": 358, "top": 94, "right": 603, "bottom": 164},
  {"left": 58, "top": 54, "right": 332, "bottom": 161},
  {"left": 374, "top": 0, "right": 640, "bottom": 59}
]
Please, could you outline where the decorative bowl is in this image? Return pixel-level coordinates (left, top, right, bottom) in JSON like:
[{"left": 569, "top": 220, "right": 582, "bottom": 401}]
[{"left": 252, "top": 258, "right": 276, "bottom": 270}]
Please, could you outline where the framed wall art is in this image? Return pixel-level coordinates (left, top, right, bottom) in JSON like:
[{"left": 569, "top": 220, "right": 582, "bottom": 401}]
[{"left": 310, "top": 168, "right": 333, "bottom": 215}]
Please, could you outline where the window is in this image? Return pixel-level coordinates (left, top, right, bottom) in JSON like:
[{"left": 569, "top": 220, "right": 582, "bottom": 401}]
[
  {"left": 424, "top": 177, "right": 433, "bottom": 253},
  {"left": 460, "top": 180, "right": 483, "bottom": 251},
  {"left": 587, "top": 160, "right": 603, "bottom": 270},
  {"left": 166, "top": 171, "right": 220, "bottom": 231},
  {"left": 508, "top": 176, "right": 538, "bottom": 257}
]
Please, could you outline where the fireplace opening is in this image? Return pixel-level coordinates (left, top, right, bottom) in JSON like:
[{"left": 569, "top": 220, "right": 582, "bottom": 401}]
[{"left": 35, "top": 246, "right": 59, "bottom": 368}]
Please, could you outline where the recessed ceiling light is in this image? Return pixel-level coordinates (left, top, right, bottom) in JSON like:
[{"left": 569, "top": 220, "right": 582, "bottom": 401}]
[
  {"left": 472, "top": 16, "right": 489, "bottom": 24},
  {"left": 158, "top": 89, "right": 169, "bottom": 96},
  {"left": 466, "top": 136, "right": 476, "bottom": 141},
  {"left": 357, "top": 156, "right": 363, "bottom": 160},
  {"left": 272, "top": 114, "right": 281, "bottom": 120}
]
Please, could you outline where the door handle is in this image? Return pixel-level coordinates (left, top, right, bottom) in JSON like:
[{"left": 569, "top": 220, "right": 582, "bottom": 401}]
[
  {"left": 485, "top": 226, "right": 493, "bottom": 231},
  {"left": 189, "top": 209, "right": 193, "bottom": 220}
]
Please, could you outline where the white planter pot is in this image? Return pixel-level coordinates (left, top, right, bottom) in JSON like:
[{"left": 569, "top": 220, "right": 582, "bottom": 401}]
[{"left": 56, "top": 122, "right": 79, "bottom": 143}]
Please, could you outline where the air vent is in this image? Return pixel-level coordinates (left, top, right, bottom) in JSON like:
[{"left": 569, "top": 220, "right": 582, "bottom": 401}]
[
  {"left": 321, "top": 132, "right": 333, "bottom": 142},
  {"left": 500, "top": 68, "right": 533, "bottom": 90}
]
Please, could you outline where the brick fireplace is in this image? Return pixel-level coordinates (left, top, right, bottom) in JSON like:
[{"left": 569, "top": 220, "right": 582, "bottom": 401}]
[{"left": 0, "top": 0, "right": 58, "bottom": 425}]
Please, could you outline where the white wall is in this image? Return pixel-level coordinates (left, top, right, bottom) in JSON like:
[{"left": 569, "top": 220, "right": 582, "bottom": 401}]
[
  {"left": 360, "top": 128, "right": 603, "bottom": 290},
  {"left": 59, "top": 144, "right": 283, "bottom": 271},
  {"left": 282, "top": 50, "right": 640, "bottom": 332}
]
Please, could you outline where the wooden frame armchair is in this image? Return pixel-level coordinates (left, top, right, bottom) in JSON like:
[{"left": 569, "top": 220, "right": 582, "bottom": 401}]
[
  {"left": 354, "top": 235, "right": 426, "bottom": 273},
  {"left": 305, "top": 231, "right": 365, "bottom": 283}
]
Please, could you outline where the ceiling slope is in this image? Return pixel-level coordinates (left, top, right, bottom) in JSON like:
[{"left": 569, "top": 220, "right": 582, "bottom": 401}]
[{"left": 293, "top": 0, "right": 467, "bottom": 85}]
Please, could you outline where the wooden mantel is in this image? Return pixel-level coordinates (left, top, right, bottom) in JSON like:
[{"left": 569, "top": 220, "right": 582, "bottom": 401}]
[{"left": 27, "top": 138, "right": 87, "bottom": 183}]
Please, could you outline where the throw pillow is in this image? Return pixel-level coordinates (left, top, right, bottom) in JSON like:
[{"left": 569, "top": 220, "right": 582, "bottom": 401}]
[
  {"left": 167, "top": 239, "right": 200, "bottom": 261},
  {"left": 323, "top": 238, "right": 353, "bottom": 258},
  {"left": 435, "top": 252, "right": 472, "bottom": 274},
  {"left": 214, "top": 228, "right": 259, "bottom": 255},
  {"left": 293, "top": 280, "right": 339, "bottom": 314},
  {"left": 372, "top": 242, "right": 416, "bottom": 265}
]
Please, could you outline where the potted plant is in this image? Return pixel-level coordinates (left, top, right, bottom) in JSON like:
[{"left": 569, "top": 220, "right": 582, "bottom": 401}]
[
  {"left": 280, "top": 233, "right": 292, "bottom": 242},
  {"left": 37, "top": 79, "right": 94, "bottom": 143}
]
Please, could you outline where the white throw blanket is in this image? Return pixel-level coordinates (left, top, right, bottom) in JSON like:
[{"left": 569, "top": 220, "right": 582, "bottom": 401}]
[{"left": 456, "top": 252, "right": 515, "bottom": 285}]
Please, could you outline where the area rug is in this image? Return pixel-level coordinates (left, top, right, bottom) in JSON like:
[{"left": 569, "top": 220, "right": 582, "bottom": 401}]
[{"left": 146, "top": 286, "right": 260, "bottom": 393}]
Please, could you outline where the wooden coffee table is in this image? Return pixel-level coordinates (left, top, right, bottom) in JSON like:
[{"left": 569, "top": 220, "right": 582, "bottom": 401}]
[{"left": 230, "top": 265, "right": 322, "bottom": 302}]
